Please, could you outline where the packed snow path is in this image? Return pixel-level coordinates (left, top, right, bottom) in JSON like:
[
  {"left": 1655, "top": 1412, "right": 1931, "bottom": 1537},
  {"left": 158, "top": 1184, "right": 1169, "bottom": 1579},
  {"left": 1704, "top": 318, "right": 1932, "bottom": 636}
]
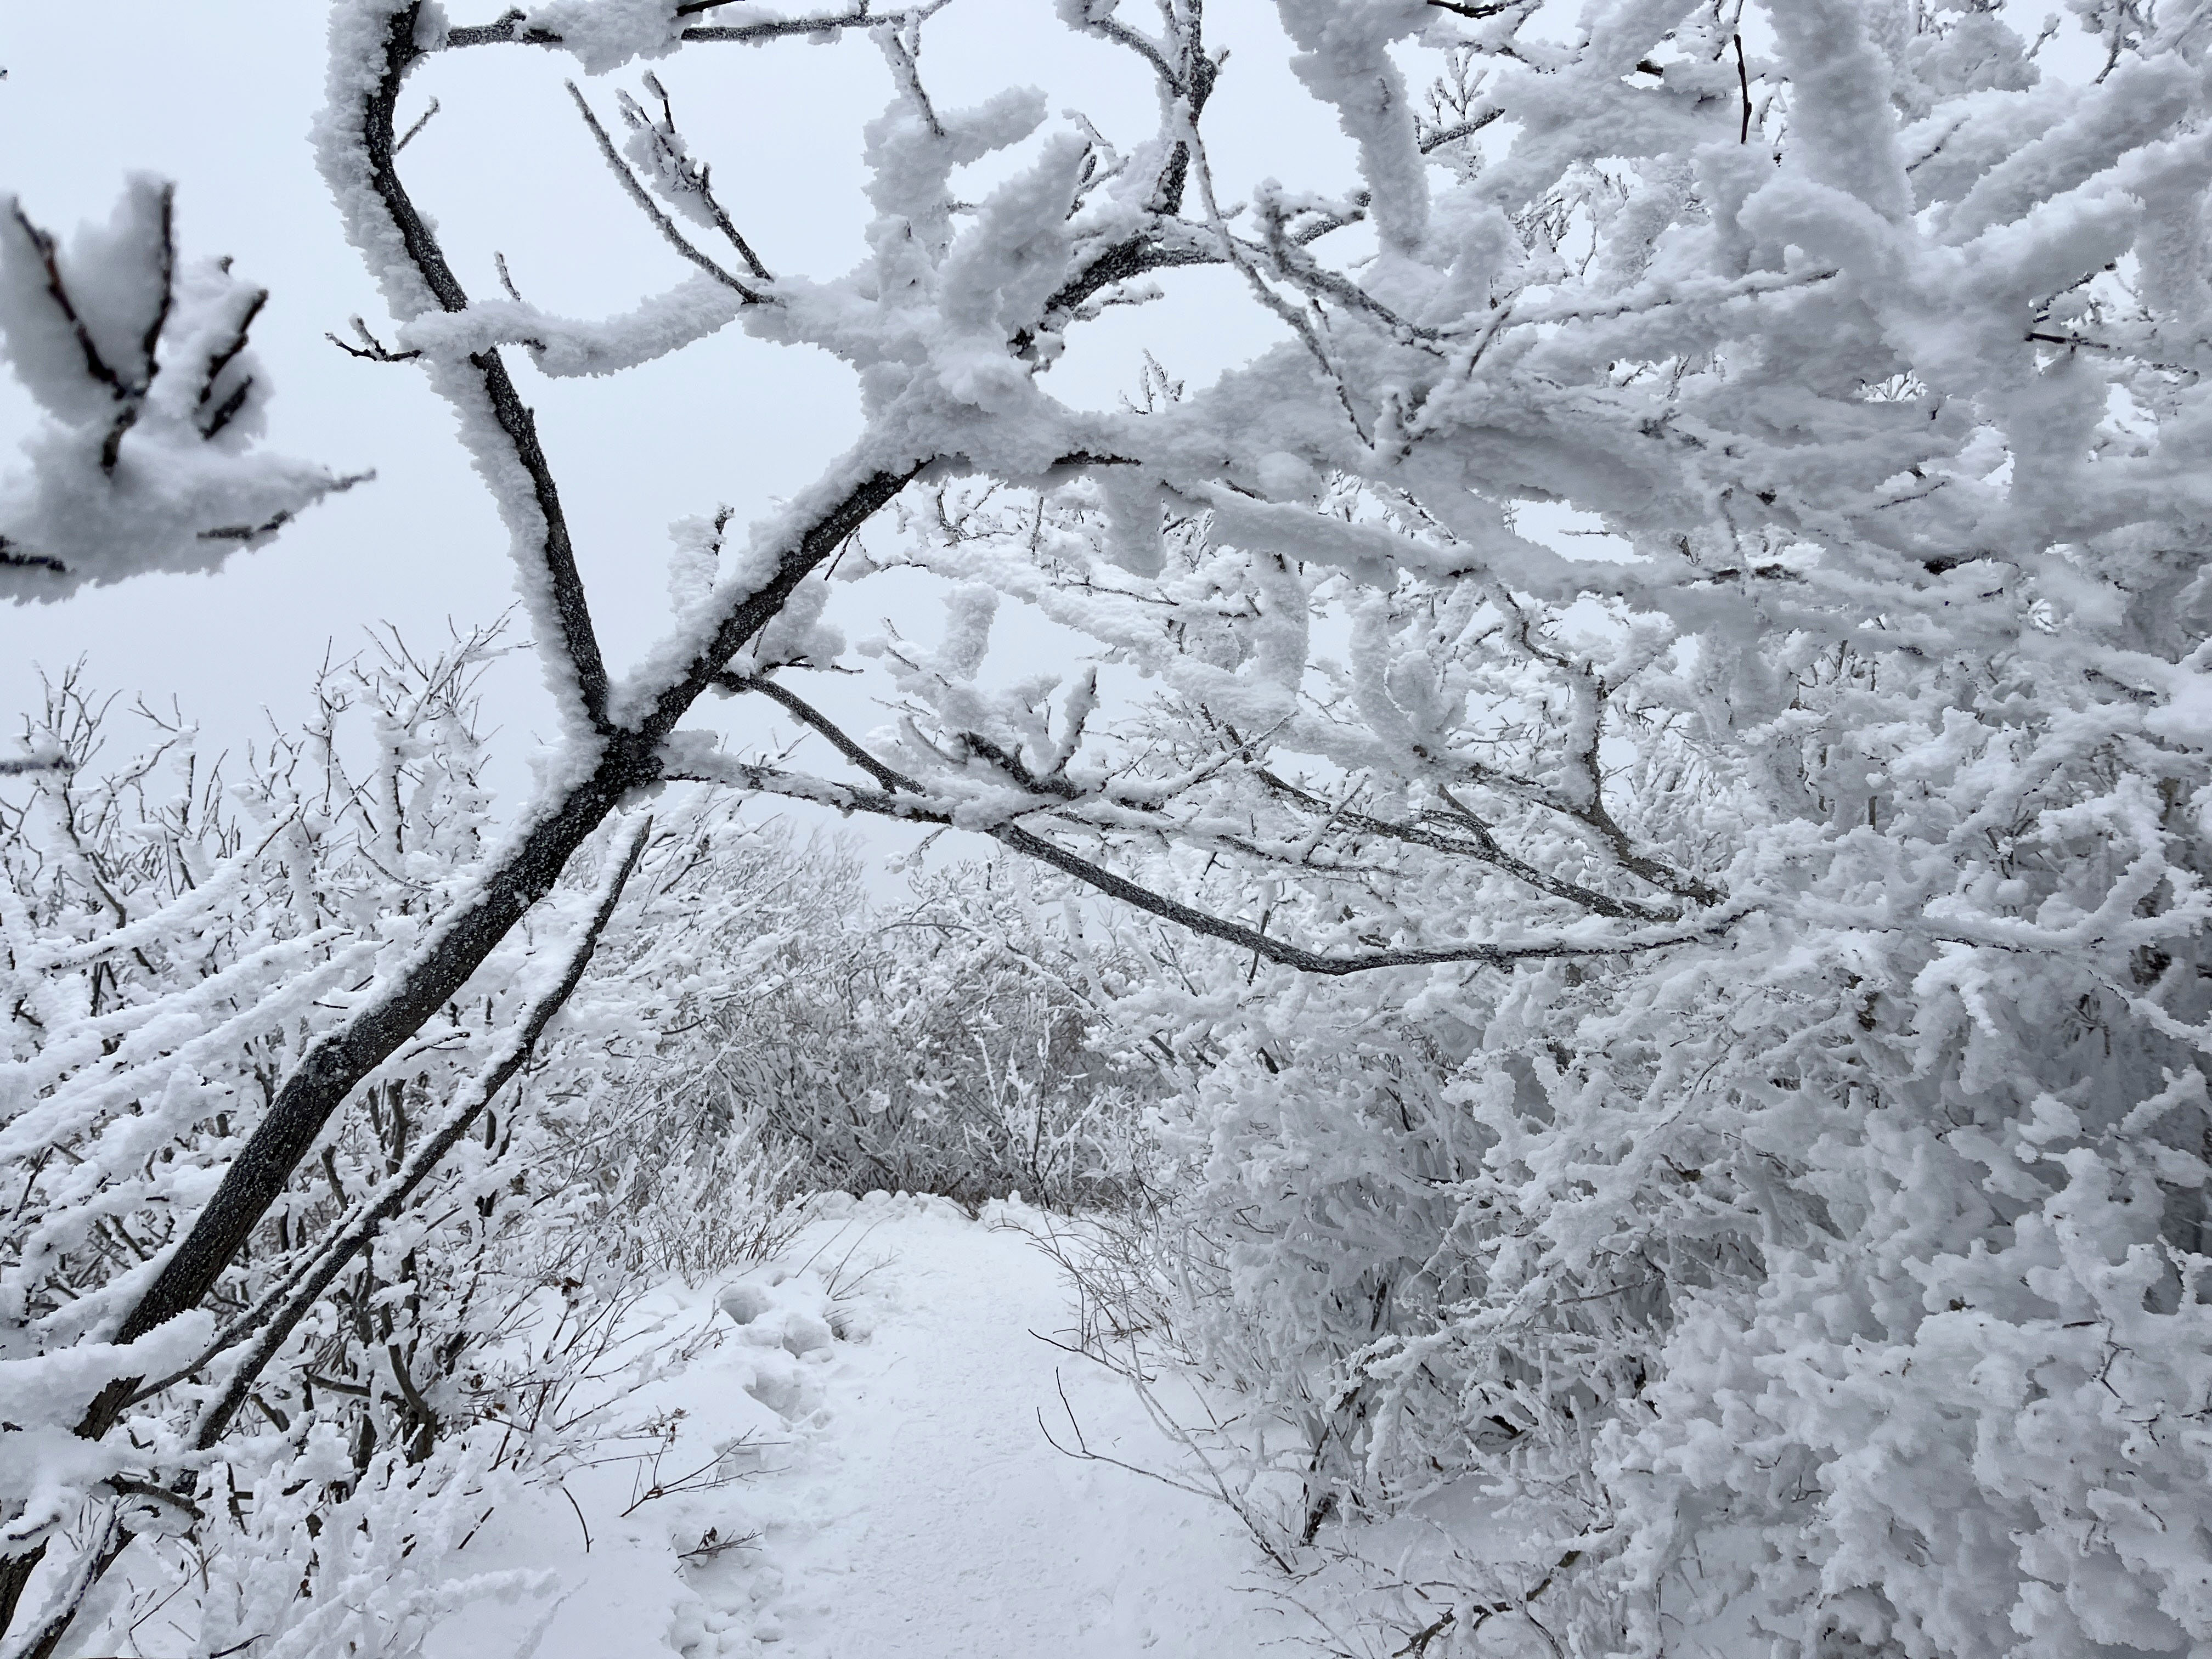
[
  {"left": 719, "top": 1201, "right": 1290, "bottom": 1657},
  {"left": 426, "top": 1200, "right": 1294, "bottom": 1659}
]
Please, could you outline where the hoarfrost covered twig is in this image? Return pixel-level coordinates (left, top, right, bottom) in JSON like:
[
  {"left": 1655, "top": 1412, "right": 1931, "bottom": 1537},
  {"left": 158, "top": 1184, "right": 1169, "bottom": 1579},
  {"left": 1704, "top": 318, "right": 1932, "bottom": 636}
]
[{"left": 564, "top": 81, "right": 769, "bottom": 302}]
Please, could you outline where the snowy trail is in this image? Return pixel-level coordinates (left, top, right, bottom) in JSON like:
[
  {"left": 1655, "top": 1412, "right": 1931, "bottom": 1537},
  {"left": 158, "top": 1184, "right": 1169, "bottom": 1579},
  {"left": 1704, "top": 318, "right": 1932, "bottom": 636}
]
[
  {"left": 427, "top": 1199, "right": 1296, "bottom": 1658},
  {"left": 718, "top": 1203, "right": 1293, "bottom": 1657}
]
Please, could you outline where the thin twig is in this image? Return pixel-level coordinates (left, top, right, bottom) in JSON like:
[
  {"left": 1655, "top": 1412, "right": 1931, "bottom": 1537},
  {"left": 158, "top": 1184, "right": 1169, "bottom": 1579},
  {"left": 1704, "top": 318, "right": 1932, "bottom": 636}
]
[
  {"left": 560, "top": 1485, "right": 593, "bottom": 1554},
  {"left": 395, "top": 96, "right": 441, "bottom": 153},
  {"left": 563, "top": 83, "right": 768, "bottom": 303},
  {"left": 1735, "top": 34, "right": 1751, "bottom": 144}
]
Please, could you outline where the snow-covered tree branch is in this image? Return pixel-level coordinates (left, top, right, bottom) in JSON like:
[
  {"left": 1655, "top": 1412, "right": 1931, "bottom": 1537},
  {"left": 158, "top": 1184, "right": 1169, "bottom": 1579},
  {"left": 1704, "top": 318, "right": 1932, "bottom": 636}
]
[{"left": 0, "top": 179, "right": 363, "bottom": 599}]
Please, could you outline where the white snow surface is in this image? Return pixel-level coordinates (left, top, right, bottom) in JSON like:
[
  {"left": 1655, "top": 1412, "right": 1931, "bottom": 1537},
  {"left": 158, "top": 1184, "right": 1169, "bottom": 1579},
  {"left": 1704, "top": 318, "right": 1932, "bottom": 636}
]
[{"left": 432, "top": 1196, "right": 1291, "bottom": 1659}]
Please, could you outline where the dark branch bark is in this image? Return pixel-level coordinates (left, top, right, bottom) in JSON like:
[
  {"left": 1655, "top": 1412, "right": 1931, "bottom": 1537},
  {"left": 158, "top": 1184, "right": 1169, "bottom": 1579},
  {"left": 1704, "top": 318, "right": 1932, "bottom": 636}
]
[
  {"left": 697, "top": 682, "right": 1734, "bottom": 977},
  {"left": 363, "top": 6, "right": 611, "bottom": 732},
  {"left": 187, "top": 820, "right": 651, "bottom": 1452},
  {"left": 564, "top": 82, "right": 768, "bottom": 303},
  {"left": 1248, "top": 768, "right": 1682, "bottom": 923},
  {"left": 718, "top": 670, "right": 919, "bottom": 793},
  {"left": 988, "top": 819, "right": 1730, "bottom": 976},
  {"left": 444, "top": 4, "right": 917, "bottom": 49},
  {"left": 76, "top": 463, "right": 915, "bottom": 1442},
  {"left": 1042, "top": 233, "right": 1222, "bottom": 327},
  {"left": 50, "top": 30, "right": 917, "bottom": 1442},
  {"left": 1420, "top": 108, "right": 1501, "bottom": 154}
]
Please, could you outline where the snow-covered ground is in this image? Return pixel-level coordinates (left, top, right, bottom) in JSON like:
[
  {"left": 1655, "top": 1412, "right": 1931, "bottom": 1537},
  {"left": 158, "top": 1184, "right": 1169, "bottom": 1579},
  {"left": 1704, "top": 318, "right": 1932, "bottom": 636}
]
[{"left": 430, "top": 1196, "right": 1292, "bottom": 1658}]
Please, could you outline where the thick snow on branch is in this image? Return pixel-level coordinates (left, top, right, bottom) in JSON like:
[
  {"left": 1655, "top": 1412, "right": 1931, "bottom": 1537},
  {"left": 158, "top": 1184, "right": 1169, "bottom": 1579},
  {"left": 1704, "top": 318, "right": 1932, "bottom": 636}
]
[
  {"left": 0, "top": 179, "right": 359, "bottom": 602},
  {"left": 523, "top": 0, "right": 683, "bottom": 74},
  {"left": 395, "top": 275, "right": 748, "bottom": 376}
]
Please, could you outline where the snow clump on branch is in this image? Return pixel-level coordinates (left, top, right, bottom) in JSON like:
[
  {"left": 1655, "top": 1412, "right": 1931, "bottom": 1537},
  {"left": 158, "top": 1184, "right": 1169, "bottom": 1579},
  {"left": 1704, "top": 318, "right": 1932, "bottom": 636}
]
[{"left": 0, "top": 177, "right": 359, "bottom": 602}]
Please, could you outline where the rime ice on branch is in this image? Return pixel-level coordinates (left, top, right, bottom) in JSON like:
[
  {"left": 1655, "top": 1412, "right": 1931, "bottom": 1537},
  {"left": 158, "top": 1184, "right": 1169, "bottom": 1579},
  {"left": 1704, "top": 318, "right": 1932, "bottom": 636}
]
[{"left": 0, "top": 178, "right": 360, "bottom": 601}]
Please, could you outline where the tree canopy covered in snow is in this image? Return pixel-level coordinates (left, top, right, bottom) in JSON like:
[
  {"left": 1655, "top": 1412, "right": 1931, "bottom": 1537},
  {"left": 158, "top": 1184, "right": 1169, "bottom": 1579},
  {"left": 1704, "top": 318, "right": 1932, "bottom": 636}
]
[{"left": 9, "top": 0, "right": 2212, "bottom": 1655}]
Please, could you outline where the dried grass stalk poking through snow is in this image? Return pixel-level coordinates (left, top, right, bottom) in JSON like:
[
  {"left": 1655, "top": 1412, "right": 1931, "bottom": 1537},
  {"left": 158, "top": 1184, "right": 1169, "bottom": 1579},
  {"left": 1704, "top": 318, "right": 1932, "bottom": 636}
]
[{"left": 8, "top": 0, "right": 2212, "bottom": 1655}]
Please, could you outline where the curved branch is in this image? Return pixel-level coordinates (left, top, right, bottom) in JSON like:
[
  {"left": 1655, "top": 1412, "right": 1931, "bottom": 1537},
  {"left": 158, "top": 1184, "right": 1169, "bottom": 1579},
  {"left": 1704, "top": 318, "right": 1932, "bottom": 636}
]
[
  {"left": 1250, "top": 768, "right": 1683, "bottom": 922},
  {"left": 77, "top": 455, "right": 917, "bottom": 1442},
  {"left": 185, "top": 818, "right": 652, "bottom": 1451},
  {"left": 990, "top": 820, "right": 1739, "bottom": 977},
  {"left": 716, "top": 670, "right": 919, "bottom": 793},
  {"left": 443, "top": 3, "right": 936, "bottom": 50}
]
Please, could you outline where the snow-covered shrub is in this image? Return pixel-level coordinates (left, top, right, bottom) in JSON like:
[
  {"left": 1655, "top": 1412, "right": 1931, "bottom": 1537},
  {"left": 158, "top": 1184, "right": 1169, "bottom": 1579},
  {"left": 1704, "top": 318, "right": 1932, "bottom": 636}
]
[
  {"left": 0, "top": 643, "right": 806, "bottom": 1650},
  {"left": 688, "top": 852, "right": 1165, "bottom": 1212},
  {"left": 999, "top": 575, "right": 2212, "bottom": 1654},
  {"left": 69, "top": 1430, "right": 549, "bottom": 1659},
  {"left": 746, "top": 2, "right": 2212, "bottom": 1649},
  {"left": 1040, "top": 535, "right": 2212, "bottom": 1653},
  {"left": 0, "top": 647, "right": 1127, "bottom": 1649}
]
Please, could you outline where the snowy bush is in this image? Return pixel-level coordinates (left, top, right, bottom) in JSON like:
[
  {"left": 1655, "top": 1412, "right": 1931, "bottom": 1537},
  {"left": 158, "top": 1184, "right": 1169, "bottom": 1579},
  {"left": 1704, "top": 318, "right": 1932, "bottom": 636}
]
[
  {"left": 792, "top": 3, "right": 2212, "bottom": 1649},
  {"left": 0, "top": 646, "right": 803, "bottom": 1650},
  {"left": 1011, "top": 536, "right": 2212, "bottom": 1650},
  {"left": 695, "top": 854, "right": 1164, "bottom": 1211}
]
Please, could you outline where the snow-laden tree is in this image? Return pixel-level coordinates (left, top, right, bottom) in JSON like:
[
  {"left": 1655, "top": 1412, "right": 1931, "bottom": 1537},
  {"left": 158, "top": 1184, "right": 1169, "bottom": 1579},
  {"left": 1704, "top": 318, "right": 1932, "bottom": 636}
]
[
  {"left": 0, "top": 647, "right": 1142, "bottom": 1655},
  {"left": 8, "top": 0, "right": 2212, "bottom": 1654}
]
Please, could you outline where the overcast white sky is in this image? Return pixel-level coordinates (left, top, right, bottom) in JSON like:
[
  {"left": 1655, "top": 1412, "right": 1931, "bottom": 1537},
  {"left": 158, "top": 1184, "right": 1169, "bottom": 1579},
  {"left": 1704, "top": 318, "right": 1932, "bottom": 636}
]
[{"left": 0, "top": 0, "right": 1375, "bottom": 862}]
